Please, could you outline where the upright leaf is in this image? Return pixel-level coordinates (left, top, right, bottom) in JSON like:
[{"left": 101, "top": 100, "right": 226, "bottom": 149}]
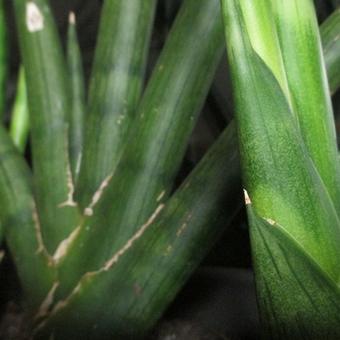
[
  {"left": 221, "top": 0, "right": 340, "bottom": 336},
  {"left": 35, "top": 124, "right": 242, "bottom": 340},
  {"left": 75, "top": 0, "right": 157, "bottom": 207},
  {"left": 57, "top": 0, "right": 225, "bottom": 298},
  {"left": 273, "top": 0, "right": 340, "bottom": 212},
  {"left": 13, "top": 0, "right": 80, "bottom": 252},
  {"left": 0, "top": 124, "right": 56, "bottom": 308},
  {"left": 67, "top": 12, "right": 85, "bottom": 180}
]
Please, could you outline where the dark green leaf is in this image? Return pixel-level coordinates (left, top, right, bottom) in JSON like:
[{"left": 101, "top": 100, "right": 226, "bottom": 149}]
[
  {"left": 75, "top": 0, "right": 157, "bottom": 207},
  {"left": 13, "top": 0, "right": 81, "bottom": 252},
  {"left": 249, "top": 206, "right": 340, "bottom": 340},
  {"left": 57, "top": 0, "right": 225, "bottom": 298},
  {"left": 67, "top": 12, "right": 86, "bottom": 180},
  {"left": 0, "top": 124, "right": 56, "bottom": 308},
  {"left": 35, "top": 123, "right": 242, "bottom": 340}
]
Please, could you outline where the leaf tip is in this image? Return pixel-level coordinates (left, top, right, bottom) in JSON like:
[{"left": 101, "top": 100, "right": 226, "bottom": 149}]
[
  {"left": 26, "top": 2, "right": 44, "bottom": 33},
  {"left": 243, "top": 189, "right": 251, "bottom": 205},
  {"left": 69, "top": 12, "right": 76, "bottom": 25}
]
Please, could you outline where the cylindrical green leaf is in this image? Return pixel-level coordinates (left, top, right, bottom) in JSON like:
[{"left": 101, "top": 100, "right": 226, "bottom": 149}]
[
  {"left": 238, "top": 1, "right": 290, "bottom": 99},
  {"left": 13, "top": 0, "right": 80, "bottom": 252},
  {"left": 272, "top": 0, "right": 340, "bottom": 213},
  {"left": 67, "top": 12, "right": 85, "bottom": 180},
  {"left": 75, "top": 0, "right": 157, "bottom": 207},
  {"left": 221, "top": 0, "right": 340, "bottom": 287},
  {"left": 221, "top": 0, "right": 340, "bottom": 336},
  {"left": 35, "top": 124, "right": 242, "bottom": 340},
  {"left": 57, "top": 0, "right": 225, "bottom": 298},
  {"left": 0, "top": 124, "right": 56, "bottom": 308}
]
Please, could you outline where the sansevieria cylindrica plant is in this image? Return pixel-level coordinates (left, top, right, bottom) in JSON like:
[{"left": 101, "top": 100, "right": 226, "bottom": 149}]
[
  {"left": 221, "top": 0, "right": 340, "bottom": 338},
  {"left": 0, "top": 0, "right": 339, "bottom": 338}
]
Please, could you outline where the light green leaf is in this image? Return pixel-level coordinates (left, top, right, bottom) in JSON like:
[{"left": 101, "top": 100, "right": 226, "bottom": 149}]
[
  {"left": 222, "top": 0, "right": 340, "bottom": 282},
  {"left": 248, "top": 205, "right": 340, "bottom": 339},
  {"left": 9, "top": 66, "right": 29, "bottom": 153},
  {"left": 321, "top": 8, "right": 340, "bottom": 95},
  {"left": 66, "top": 12, "right": 86, "bottom": 180},
  {"left": 273, "top": 0, "right": 340, "bottom": 213}
]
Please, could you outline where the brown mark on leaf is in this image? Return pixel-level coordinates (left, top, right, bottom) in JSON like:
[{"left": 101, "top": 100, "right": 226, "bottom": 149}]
[
  {"left": 58, "top": 165, "right": 77, "bottom": 208},
  {"left": 52, "top": 225, "right": 81, "bottom": 265},
  {"left": 103, "top": 204, "right": 165, "bottom": 270},
  {"left": 176, "top": 223, "right": 188, "bottom": 237},
  {"left": 157, "top": 190, "right": 166, "bottom": 202},
  {"left": 32, "top": 203, "right": 53, "bottom": 264},
  {"left": 35, "top": 282, "right": 60, "bottom": 321},
  {"left": 84, "top": 173, "right": 114, "bottom": 216},
  {"left": 58, "top": 128, "right": 77, "bottom": 208},
  {"left": 164, "top": 245, "right": 173, "bottom": 256},
  {"left": 176, "top": 212, "right": 192, "bottom": 237},
  {"left": 40, "top": 204, "right": 165, "bottom": 326},
  {"left": 133, "top": 283, "right": 142, "bottom": 297}
]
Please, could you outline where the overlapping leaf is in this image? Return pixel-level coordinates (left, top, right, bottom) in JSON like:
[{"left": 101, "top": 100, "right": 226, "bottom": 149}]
[
  {"left": 249, "top": 206, "right": 340, "bottom": 339},
  {"left": 221, "top": 0, "right": 340, "bottom": 337},
  {"left": 14, "top": 0, "right": 81, "bottom": 252}
]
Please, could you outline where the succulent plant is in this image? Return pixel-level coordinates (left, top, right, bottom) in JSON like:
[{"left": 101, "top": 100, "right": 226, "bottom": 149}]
[{"left": 0, "top": 0, "right": 339, "bottom": 338}]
